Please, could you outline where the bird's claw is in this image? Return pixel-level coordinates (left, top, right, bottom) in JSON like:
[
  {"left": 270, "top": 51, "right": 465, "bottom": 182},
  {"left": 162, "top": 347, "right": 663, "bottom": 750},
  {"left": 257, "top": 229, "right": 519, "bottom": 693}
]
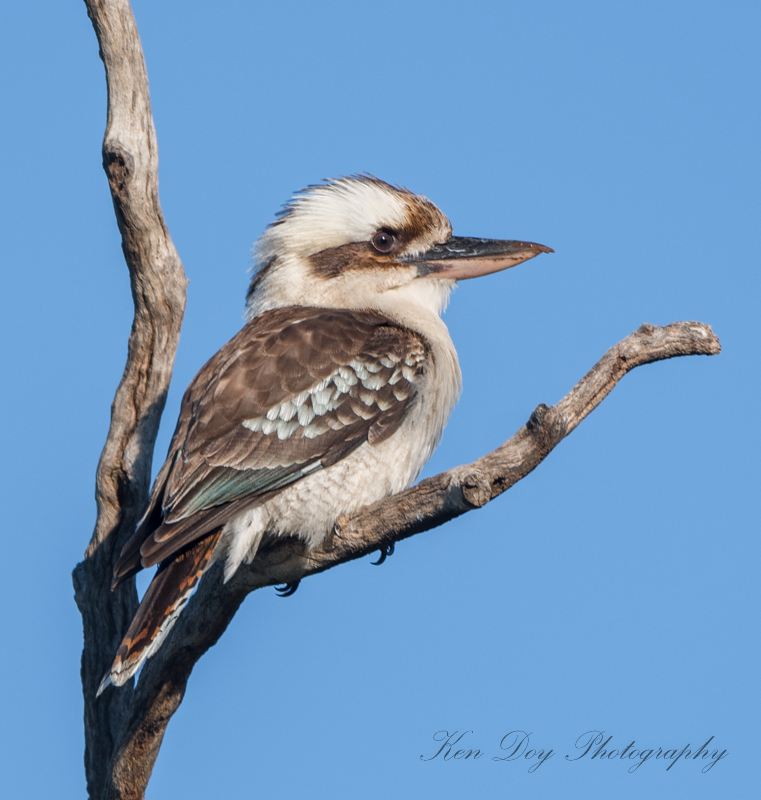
[
  {"left": 371, "top": 542, "right": 395, "bottom": 566},
  {"left": 275, "top": 580, "right": 301, "bottom": 597},
  {"left": 333, "top": 518, "right": 346, "bottom": 539}
]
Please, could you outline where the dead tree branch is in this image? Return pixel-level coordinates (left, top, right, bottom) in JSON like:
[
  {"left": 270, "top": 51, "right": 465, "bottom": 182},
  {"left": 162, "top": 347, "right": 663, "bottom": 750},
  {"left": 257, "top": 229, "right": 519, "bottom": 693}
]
[
  {"left": 95, "top": 316, "right": 721, "bottom": 799},
  {"left": 71, "top": 2, "right": 721, "bottom": 799},
  {"left": 72, "top": 1, "right": 186, "bottom": 799}
]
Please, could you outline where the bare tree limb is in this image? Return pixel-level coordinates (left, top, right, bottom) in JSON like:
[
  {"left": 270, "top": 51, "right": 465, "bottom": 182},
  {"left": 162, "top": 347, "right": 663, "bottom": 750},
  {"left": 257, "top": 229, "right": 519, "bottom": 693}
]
[
  {"left": 72, "top": 1, "right": 185, "bottom": 798},
  {"left": 71, "top": 2, "right": 722, "bottom": 799},
  {"left": 107, "top": 321, "right": 720, "bottom": 798}
]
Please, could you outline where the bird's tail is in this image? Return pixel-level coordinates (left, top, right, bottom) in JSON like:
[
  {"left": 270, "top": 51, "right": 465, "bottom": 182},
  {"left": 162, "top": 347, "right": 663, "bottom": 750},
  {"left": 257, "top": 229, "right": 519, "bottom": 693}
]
[{"left": 97, "top": 529, "right": 222, "bottom": 696}]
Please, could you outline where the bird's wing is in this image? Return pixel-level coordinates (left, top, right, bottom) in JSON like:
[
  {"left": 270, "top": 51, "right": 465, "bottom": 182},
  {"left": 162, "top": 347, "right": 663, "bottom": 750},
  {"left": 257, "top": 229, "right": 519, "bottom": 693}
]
[{"left": 112, "top": 306, "right": 427, "bottom": 584}]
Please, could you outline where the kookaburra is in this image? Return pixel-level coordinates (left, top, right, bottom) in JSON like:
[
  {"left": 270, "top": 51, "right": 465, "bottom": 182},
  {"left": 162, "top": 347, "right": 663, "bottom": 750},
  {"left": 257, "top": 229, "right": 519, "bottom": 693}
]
[{"left": 98, "top": 176, "right": 551, "bottom": 695}]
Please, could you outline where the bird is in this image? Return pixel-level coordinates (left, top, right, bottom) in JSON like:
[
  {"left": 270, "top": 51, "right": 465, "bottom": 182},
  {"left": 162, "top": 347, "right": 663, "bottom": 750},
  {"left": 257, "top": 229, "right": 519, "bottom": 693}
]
[{"left": 98, "top": 175, "right": 551, "bottom": 695}]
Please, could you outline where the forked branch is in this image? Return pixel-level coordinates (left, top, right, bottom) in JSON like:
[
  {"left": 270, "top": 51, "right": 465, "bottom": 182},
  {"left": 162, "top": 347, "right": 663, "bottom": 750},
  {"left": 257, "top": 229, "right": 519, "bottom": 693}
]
[
  {"left": 73, "top": 1, "right": 185, "bottom": 798},
  {"left": 72, "top": 2, "right": 721, "bottom": 800}
]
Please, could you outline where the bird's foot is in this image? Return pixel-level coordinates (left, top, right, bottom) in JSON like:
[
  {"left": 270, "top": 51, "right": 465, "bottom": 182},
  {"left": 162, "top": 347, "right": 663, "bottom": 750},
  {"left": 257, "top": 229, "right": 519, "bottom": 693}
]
[
  {"left": 371, "top": 542, "right": 395, "bottom": 566},
  {"left": 332, "top": 516, "right": 347, "bottom": 540},
  {"left": 275, "top": 580, "right": 301, "bottom": 597}
]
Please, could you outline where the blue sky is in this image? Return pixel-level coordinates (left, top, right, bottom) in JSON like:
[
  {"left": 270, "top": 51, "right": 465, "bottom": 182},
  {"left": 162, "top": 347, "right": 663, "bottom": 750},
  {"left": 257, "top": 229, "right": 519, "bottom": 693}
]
[{"left": 1, "top": 1, "right": 758, "bottom": 797}]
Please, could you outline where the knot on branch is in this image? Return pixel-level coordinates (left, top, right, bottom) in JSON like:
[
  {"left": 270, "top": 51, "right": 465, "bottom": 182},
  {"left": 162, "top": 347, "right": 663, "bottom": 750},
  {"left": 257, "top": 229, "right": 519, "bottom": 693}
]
[
  {"left": 527, "top": 403, "right": 566, "bottom": 450},
  {"left": 103, "top": 144, "right": 135, "bottom": 195},
  {"left": 460, "top": 471, "right": 491, "bottom": 508},
  {"left": 527, "top": 403, "right": 551, "bottom": 429}
]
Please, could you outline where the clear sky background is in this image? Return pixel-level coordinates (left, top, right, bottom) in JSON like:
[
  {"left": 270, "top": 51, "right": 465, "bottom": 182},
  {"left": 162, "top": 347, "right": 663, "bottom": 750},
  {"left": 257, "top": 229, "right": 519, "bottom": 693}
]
[{"left": 1, "top": 1, "right": 758, "bottom": 798}]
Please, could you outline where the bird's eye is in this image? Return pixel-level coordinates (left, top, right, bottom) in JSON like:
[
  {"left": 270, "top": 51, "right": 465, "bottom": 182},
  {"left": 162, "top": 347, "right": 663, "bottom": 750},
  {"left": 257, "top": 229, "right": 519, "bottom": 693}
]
[{"left": 371, "top": 230, "right": 396, "bottom": 253}]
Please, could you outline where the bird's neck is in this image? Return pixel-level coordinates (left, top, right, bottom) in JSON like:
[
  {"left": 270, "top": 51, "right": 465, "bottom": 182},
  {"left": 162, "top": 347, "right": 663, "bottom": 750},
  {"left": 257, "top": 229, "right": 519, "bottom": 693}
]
[{"left": 245, "top": 254, "right": 456, "bottom": 346}]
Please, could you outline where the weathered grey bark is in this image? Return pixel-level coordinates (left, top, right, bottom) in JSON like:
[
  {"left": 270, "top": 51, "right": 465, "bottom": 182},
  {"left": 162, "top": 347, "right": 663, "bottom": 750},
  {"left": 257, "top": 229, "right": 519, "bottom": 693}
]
[
  {"left": 71, "top": 2, "right": 721, "bottom": 800},
  {"left": 72, "top": 1, "right": 186, "bottom": 799}
]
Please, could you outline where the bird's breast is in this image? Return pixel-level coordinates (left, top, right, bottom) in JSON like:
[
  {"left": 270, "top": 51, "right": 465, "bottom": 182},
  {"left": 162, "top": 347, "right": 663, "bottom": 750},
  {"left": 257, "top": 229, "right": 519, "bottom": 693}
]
[{"left": 262, "top": 330, "right": 461, "bottom": 546}]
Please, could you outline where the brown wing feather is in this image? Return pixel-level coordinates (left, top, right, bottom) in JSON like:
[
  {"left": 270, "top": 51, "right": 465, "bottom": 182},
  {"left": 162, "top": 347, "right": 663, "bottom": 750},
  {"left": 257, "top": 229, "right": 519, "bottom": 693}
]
[{"left": 112, "top": 306, "right": 427, "bottom": 585}]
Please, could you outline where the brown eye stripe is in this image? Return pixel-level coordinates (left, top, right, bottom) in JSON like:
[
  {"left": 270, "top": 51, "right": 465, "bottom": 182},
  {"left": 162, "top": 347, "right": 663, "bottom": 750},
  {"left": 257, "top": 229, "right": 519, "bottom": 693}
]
[
  {"left": 308, "top": 242, "right": 402, "bottom": 278},
  {"left": 308, "top": 217, "right": 447, "bottom": 277}
]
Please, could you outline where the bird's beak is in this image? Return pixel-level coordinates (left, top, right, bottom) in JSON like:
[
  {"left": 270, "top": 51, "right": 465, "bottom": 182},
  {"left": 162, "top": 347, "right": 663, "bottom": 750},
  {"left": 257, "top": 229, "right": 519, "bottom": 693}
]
[{"left": 405, "top": 236, "right": 553, "bottom": 280}]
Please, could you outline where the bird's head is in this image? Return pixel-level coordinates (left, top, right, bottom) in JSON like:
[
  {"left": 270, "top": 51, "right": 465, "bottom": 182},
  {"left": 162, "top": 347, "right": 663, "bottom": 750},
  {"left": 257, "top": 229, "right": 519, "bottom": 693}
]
[{"left": 245, "top": 176, "right": 551, "bottom": 323}]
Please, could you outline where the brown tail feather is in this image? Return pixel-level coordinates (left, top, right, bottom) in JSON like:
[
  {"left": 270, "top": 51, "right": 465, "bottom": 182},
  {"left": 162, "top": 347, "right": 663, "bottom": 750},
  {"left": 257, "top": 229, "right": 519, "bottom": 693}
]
[{"left": 97, "top": 529, "right": 222, "bottom": 696}]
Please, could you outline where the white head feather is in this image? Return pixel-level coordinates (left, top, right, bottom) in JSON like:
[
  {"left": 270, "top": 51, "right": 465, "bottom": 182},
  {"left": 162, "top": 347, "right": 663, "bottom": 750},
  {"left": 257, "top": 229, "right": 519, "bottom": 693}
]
[{"left": 245, "top": 176, "right": 455, "bottom": 325}]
